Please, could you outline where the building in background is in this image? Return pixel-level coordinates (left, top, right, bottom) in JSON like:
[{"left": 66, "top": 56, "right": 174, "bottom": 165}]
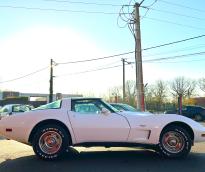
[{"left": 0, "top": 91, "right": 83, "bottom": 107}]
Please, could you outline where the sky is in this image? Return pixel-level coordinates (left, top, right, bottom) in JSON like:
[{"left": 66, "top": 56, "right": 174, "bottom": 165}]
[{"left": 0, "top": 0, "right": 205, "bottom": 96}]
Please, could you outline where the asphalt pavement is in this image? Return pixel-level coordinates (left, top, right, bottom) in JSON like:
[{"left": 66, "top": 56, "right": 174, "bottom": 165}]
[
  {"left": 1, "top": 122, "right": 205, "bottom": 172},
  {"left": 0, "top": 140, "right": 205, "bottom": 172}
]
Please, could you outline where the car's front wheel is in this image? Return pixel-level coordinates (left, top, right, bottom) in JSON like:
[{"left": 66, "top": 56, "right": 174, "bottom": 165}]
[
  {"left": 32, "top": 124, "right": 69, "bottom": 160},
  {"left": 158, "top": 126, "right": 192, "bottom": 158}
]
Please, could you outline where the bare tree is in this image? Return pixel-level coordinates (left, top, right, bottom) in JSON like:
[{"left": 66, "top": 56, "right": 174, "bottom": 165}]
[
  {"left": 170, "top": 77, "right": 196, "bottom": 114},
  {"left": 170, "top": 77, "right": 196, "bottom": 98},
  {"left": 199, "top": 78, "right": 205, "bottom": 93},
  {"left": 144, "top": 80, "right": 168, "bottom": 112},
  {"left": 153, "top": 80, "right": 167, "bottom": 104},
  {"left": 144, "top": 85, "right": 154, "bottom": 103},
  {"left": 144, "top": 85, "right": 155, "bottom": 111},
  {"left": 108, "top": 86, "right": 122, "bottom": 103},
  {"left": 125, "top": 80, "right": 136, "bottom": 107},
  {"left": 186, "top": 80, "right": 196, "bottom": 98}
]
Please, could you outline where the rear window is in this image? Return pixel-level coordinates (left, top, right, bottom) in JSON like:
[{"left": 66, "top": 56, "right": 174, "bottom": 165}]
[{"left": 33, "top": 100, "right": 62, "bottom": 110}]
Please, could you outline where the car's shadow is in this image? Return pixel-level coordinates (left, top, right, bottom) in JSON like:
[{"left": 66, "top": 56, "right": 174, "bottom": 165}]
[{"left": 0, "top": 148, "right": 205, "bottom": 172}]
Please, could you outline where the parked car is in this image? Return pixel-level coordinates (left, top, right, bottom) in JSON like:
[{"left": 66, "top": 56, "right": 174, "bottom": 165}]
[
  {"left": 0, "top": 104, "right": 33, "bottom": 119},
  {"left": 165, "top": 106, "right": 205, "bottom": 121},
  {"left": 183, "top": 106, "right": 205, "bottom": 121},
  {"left": 110, "top": 103, "right": 138, "bottom": 112},
  {"left": 0, "top": 98, "right": 205, "bottom": 160}
]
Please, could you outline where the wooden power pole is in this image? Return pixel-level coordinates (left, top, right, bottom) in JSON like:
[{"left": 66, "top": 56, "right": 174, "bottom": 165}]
[{"left": 134, "top": 3, "right": 145, "bottom": 111}]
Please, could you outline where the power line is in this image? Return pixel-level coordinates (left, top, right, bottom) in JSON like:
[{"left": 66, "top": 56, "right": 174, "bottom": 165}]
[
  {"left": 152, "top": 58, "right": 205, "bottom": 64},
  {"left": 146, "top": 7, "right": 205, "bottom": 21},
  {"left": 1, "top": 34, "right": 205, "bottom": 83},
  {"left": 144, "top": 17, "right": 205, "bottom": 30},
  {"left": 55, "top": 64, "right": 123, "bottom": 77},
  {"left": 159, "top": 0, "right": 205, "bottom": 13},
  {"left": 143, "top": 44, "right": 205, "bottom": 58},
  {"left": 142, "top": 34, "right": 205, "bottom": 51},
  {"left": 57, "top": 51, "right": 135, "bottom": 65},
  {"left": 57, "top": 34, "right": 205, "bottom": 64},
  {"left": 56, "top": 51, "right": 205, "bottom": 77},
  {"left": 43, "top": 0, "right": 122, "bottom": 7},
  {"left": 55, "top": 51, "right": 205, "bottom": 77},
  {"left": 143, "top": 51, "right": 205, "bottom": 62},
  {"left": 140, "top": 0, "right": 158, "bottom": 19},
  {"left": 146, "top": 0, "right": 158, "bottom": 7},
  {"left": 0, "top": 5, "right": 118, "bottom": 15},
  {"left": 0, "top": 66, "right": 49, "bottom": 84}
]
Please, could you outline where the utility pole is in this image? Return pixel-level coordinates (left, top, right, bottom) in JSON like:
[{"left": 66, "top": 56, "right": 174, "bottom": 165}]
[
  {"left": 122, "top": 58, "right": 126, "bottom": 102},
  {"left": 134, "top": 3, "right": 145, "bottom": 111},
  {"left": 49, "top": 59, "right": 54, "bottom": 103}
]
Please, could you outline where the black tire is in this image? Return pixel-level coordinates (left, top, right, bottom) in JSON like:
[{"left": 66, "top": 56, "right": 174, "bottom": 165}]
[
  {"left": 158, "top": 126, "right": 192, "bottom": 158},
  {"left": 32, "top": 124, "right": 69, "bottom": 160},
  {"left": 195, "top": 114, "right": 203, "bottom": 122}
]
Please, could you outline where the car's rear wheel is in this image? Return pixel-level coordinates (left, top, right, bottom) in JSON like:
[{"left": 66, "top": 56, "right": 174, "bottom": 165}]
[
  {"left": 158, "top": 126, "right": 192, "bottom": 158},
  {"left": 32, "top": 124, "right": 69, "bottom": 160}
]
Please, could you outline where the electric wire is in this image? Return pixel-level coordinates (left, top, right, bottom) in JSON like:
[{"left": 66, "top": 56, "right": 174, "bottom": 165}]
[
  {"left": 143, "top": 44, "right": 205, "bottom": 58},
  {"left": 57, "top": 51, "right": 135, "bottom": 65},
  {"left": 146, "top": 7, "right": 205, "bottom": 21},
  {"left": 55, "top": 64, "right": 124, "bottom": 77},
  {"left": 57, "top": 34, "right": 205, "bottom": 64},
  {"left": 0, "top": 66, "right": 49, "bottom": 84},
  {"left": 0, "top": 5, "right": 118, "bottom": 15},
  {"left": 142, "top": 34, "right": 205, "bottom": 51},
  {"left": 43, "top": 0, "right": 123, "bottom": 7},
  {"left": 159, "top": 0, "right": 205, "bottom": 13},
  {"left": 143, "top": 51, "right": 205, "bottom": 62},
  {"left": 140, "top": 0, "right": 158, "bottom": 19},
  {"left": 56, "top": 51, "right": 205, "bottom": 78},
  {"left": 143, "top": 17, "right": 205, "bottom": 30},
  {"left": 1, "top": 35, "right": 205, "bottom": 83},
  {"left": 151, "top": 58, "right": 205, "bottom": 64}
]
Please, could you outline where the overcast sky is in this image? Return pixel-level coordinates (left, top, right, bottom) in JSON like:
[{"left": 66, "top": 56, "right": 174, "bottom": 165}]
[{"left": 0, "top": 0, "right": 205, "bottom": 96}]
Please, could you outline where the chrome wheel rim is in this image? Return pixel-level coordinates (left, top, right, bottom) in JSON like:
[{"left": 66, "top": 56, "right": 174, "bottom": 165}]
[
  {"left": 39, "top": 131, "right": 62, "bottom": 155},
  {"left": 162, "top": 131, "right": 185, "bottom": 153}
]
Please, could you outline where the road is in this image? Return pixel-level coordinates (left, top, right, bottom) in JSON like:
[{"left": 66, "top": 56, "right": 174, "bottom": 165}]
[{"left": 0, "top": 140, "right": 205, "bottom": 172}]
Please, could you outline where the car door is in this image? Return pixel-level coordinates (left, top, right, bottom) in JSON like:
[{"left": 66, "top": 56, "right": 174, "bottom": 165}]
[{"left": 68, "top": 99, "right": 130, "bottom": 143}]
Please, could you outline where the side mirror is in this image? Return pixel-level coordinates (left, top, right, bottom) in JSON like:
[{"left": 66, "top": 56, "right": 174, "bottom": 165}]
[{"left": 101, "top": 108, "right": 111, "bottom": 116}]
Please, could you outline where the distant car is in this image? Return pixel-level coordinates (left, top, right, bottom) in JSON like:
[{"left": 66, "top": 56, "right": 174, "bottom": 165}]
[
  {"left": 1, "top": 98, "right": 205, "bottom": 160},
  {"left": 165, "top": 106, "right": 205, "bottom": 121},
  {"left": 110, "top": 103, "right": 138, "bottom": 112},
  {"left": 183, "top": 106, "right": 205, "bottom": 121},
  {"left": 0, "top": 104, "right": 33, "bottom": 119}
]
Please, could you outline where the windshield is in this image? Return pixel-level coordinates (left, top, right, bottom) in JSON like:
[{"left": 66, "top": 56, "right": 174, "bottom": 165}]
[
  {"left": 33, "top": 100, "right": 62, "bottom": 110},
  {"left": 102, "top": 100, "right": 119, "bottom": 113},
  {"left": 122, "top": 104, "right": 138, "bottom": 112}
]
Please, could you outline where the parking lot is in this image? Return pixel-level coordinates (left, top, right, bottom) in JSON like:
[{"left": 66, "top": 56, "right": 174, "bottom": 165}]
[
  {"left": 1, "top": 122, "right": 205, "bottom": 172},
  {"left": 0, "top": 139, "right": 205, "bottom": 172}
]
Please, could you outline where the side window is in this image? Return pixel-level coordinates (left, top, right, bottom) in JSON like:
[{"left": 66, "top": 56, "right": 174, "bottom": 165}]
[
  {"left": 2, "top": 107, "right": 9, "bottom": 113},
  {"left": 13, "top": 106, "right": 20, "bottom": 112},
  {"left": 74, "top": 103, "right": 100, "bottom": 114},
  {"left": 13, "top": 105, "right": 30, "bottom": 112},
  {"left": 71, "top": 100, "right": 110, "bottom": 114},
  {"left": 0, "top": 106, "right": 9, "bottom": 116}
]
